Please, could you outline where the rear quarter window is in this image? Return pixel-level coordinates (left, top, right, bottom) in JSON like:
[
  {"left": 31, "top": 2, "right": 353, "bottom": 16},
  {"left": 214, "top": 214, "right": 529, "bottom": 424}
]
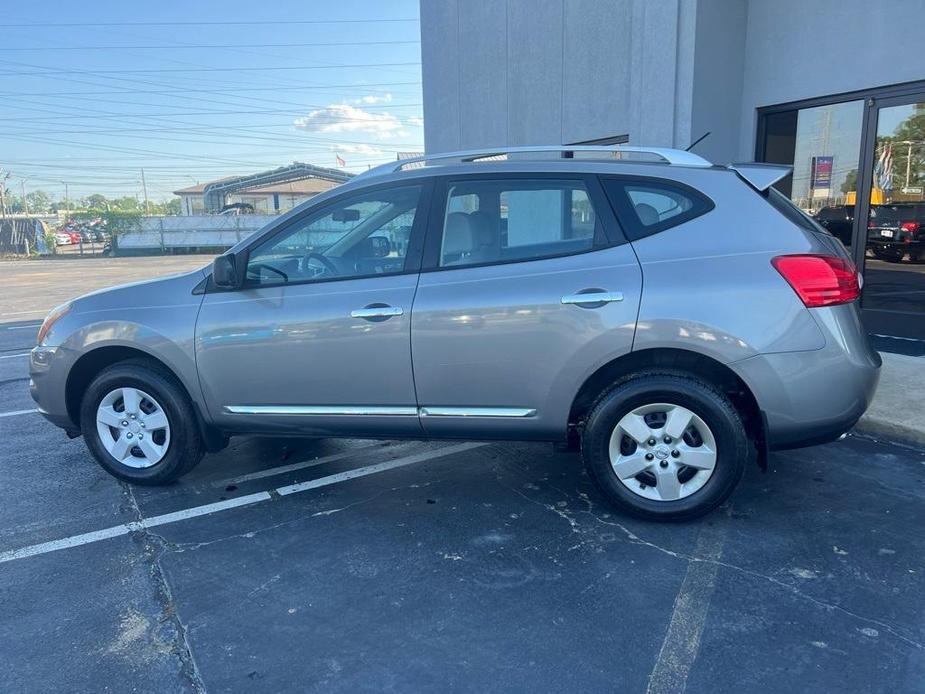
[{"left": 601, "top": 177, "right": 713, "bottom": 240}]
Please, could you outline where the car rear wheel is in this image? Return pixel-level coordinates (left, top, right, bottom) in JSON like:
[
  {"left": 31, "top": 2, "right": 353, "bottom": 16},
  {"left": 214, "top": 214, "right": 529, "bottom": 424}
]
[
  {"left": 581, "top": 372, "right": 748, "bottom": 521},
  {"left": 872, "top": 247, "right": 904, "bottom": 262},
  {"left": 80, "top": 360, "right": 204, "bottom": 485}
]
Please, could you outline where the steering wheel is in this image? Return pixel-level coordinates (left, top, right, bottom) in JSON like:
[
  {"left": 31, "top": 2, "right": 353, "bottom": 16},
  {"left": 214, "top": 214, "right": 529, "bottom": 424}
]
[{"left": 304, "top": 251, "right": 339, "bottom": 277}]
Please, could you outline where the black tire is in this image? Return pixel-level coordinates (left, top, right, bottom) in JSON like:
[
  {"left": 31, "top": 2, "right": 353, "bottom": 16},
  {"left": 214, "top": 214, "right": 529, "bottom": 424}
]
[
  {"left": 872, "top": 248, "right": 904, "bottom": 263},
  {"left": 581, "top": 371, "right": 748, "bottom": 521},
  {"left": 80, "top": 359, "right": 204, "bottom": 485}
]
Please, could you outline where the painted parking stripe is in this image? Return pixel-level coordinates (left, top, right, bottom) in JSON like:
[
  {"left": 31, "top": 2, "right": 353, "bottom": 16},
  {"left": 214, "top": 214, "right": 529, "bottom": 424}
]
[
  {"left": 0, "top": 441, "right": 486, "bottom": 565},
  {"left": 277, "top": 443, "right": 483, "bottom": 495},
  {"left": 0, "top": 409, "right": 38, "bottom": 418},
  {"left": 4, "top": 324, "right": 40, "bottom": 331},
  {"left": 219, "top": 441, "right": 391, "bottom": 487},
  {"left": 0, "top": 353, "right": 29, "bottom": 360}
]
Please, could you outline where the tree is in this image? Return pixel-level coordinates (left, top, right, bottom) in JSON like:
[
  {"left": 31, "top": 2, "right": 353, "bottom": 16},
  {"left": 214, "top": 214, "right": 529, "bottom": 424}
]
[
  {"left": 841, "top": 169, "right": 858, "bottom": 195},
  {"left": 25, "top": 190, "right": 51, "bottom": 213},
  {"left": 85, "top": 193, "right": 108, "bottom": 210}
]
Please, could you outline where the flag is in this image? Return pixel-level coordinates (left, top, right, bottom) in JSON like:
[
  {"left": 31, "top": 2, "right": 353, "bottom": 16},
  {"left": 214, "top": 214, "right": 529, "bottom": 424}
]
[
  {"left": 874, "top": 143, "right": 893, "bottom": 192},
  {"left": 335, "top": 153, "right": 346, "bottom": 168}
]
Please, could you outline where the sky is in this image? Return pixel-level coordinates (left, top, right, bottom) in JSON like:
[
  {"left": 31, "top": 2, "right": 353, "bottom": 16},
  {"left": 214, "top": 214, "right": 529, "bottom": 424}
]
[{"left": 0, "top": 0, "right": 423, "bottom": 201}]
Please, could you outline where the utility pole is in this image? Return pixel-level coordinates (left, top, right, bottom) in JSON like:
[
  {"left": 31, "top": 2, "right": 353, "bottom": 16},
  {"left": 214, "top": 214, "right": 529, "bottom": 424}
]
[
  {"left": 0, "top": 170, "right": 7, "bottom": 219},
  {"left": 20, "top": 179, "right": 28, "bottom": 215},
  {"left": 141, "top": 168, "right": 150, "bottom": 215},
  {"left": 63, "top": 182, "right": 69, "bottom": 222}
]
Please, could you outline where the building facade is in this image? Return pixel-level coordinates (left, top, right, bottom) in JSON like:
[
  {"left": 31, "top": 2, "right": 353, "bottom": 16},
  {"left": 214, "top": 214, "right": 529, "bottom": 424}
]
[{"left": 420, "top": 0, "right": 925, "bottom": 347}]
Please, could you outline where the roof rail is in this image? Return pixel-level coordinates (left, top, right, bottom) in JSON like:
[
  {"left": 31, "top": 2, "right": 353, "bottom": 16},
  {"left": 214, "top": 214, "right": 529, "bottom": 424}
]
[{"left": 357, "top": 145, "right": 713, "bottom": 179}]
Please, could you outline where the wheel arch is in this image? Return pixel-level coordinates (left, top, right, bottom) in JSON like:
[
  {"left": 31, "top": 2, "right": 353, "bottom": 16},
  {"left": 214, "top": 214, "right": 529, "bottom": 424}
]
[
  {"left": 567, "top": 348, "right": 766, "bottom": 467},
  {"left": 66, "top": 345, "right": 225, "bottom": 452}
]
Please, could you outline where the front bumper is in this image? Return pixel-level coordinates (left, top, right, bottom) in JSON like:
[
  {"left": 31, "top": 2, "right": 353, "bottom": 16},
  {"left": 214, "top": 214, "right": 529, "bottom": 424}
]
[
  {"left": 732, "top": 304, "right": 881, "bottom": 451},
  {"left": 29, "top": 345, "right": 79, "bottom": 434}
]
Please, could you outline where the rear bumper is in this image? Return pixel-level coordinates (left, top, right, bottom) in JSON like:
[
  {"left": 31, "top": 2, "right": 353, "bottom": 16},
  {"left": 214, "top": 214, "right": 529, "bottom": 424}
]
[{"left": 731, "top": 304, "right": 881, "bottom": 450}]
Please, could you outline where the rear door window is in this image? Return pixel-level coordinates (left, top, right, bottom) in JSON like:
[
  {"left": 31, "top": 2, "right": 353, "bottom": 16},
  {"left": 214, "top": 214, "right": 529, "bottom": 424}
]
[{"left": 435, "top": 179, "right": 604, "bottom": 268}]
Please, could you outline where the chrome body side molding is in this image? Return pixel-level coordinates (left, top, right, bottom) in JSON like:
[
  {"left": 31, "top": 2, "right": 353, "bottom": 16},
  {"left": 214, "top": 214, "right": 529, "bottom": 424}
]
[{"left": 225, "top": 405, "right": 537, "bottom": 418}]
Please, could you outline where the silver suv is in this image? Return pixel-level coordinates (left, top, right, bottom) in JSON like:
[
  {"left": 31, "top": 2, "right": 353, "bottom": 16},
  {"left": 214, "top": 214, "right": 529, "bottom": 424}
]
[{"left": 30, "top": 146, "right": 881, "bottom": 520}]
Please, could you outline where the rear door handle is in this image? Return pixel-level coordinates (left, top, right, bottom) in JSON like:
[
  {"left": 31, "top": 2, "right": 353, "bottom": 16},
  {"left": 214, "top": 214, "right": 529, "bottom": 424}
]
[
  {"left": 561, "top": 291, "right": 623, "bottom": 307},
  {"left": 351, "top": 304, "right": 404, "bottom": 321}
]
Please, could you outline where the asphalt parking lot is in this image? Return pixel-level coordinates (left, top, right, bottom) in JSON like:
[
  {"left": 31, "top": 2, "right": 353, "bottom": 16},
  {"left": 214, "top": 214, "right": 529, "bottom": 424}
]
[{"left": 2, "top": 257, "right": 924, "bottom": 693}]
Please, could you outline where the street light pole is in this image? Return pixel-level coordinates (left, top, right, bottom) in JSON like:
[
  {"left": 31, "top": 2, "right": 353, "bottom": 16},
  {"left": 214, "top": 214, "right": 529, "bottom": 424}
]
[
  {"left": 20, "top": 179, "right": 28, "bottom": 215},
  {"left": 63, "top": 182, "right": 69, "bottom": 222}
]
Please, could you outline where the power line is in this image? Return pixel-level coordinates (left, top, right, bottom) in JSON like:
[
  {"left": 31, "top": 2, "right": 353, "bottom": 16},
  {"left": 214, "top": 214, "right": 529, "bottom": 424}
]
[
  {"left": 0, "top": 40, "right": 420, "bottom": 51},
  {"left": 0, "top": 82, "right": 420, "bottom": 98},
  {"left": 0, "top": 18, "right": 420, "bottom": 28},
  {"left": 0, "top": 62, "right": 421, "bottom": 76}
]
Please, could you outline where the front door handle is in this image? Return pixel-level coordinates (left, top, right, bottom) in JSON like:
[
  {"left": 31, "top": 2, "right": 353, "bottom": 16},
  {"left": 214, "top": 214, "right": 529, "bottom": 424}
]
[
  {"left": 561, "top": 290, "right": 624, "bottom": 307},
  {"left": 351, "top": 304, "right": 404, "bottom": 321}
]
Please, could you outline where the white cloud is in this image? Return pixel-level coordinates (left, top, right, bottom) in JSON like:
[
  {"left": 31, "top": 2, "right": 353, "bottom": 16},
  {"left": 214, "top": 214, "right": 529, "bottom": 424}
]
[
  {"left": 358, "top": 93, "right": 392, "bottom": 104},
  {"left": 333, "top": 143, "right": 385, "bottom": 156},
  {"left": 408, "top": 116, "right": 424, "bottom": 128},
  {"left": 294, "top": 103, "right": 405, "bottom": 138}
]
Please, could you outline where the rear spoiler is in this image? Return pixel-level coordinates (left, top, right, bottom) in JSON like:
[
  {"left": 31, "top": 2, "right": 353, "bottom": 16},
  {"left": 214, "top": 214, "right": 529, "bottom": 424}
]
[{"left": 728, "top": 163, "right": 792, "bottom": 191}]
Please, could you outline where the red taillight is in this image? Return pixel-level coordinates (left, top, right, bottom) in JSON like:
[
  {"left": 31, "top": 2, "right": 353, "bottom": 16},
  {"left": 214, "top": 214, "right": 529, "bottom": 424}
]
[
  {"left": 771, "top": 254, "right": 860, "bottom": 308},
  {"left": 901, "top": 221, "right": 919, "bottom": 233}
]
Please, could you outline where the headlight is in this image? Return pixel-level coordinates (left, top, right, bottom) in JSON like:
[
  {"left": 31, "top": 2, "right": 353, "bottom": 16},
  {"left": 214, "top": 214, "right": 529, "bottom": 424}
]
[{"left": 37, "top": 303, "right": 71, "bottom": 346}]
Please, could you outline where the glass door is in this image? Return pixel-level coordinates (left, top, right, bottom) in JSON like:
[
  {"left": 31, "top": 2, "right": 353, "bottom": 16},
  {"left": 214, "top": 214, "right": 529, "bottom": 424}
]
[{"left": 857, "top": 95, "right": 925, "bottom": 347}]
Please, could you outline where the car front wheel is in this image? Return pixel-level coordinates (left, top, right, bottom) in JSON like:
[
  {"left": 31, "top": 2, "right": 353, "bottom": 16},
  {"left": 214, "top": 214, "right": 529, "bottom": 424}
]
[
  {"left": 80, "top": 360, "right": 204, "bottom": 485},
  {"left": 581, "top": 372, "right": 748, "bottom": 521}
]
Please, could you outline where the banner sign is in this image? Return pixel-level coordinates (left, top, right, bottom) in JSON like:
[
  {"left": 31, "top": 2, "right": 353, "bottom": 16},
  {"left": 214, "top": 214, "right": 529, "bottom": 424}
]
[{"left": 811, "top": 156, "right": 833, "bottom": 190}]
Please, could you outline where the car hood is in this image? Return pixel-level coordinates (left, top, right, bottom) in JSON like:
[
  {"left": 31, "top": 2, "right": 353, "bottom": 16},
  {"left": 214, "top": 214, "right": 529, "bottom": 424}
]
[{"left": 70, "top": 267, "right": 208, "bottom": 314}]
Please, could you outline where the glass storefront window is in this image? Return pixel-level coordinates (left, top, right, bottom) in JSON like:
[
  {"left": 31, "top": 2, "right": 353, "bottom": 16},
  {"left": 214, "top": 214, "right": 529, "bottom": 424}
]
[
  {"left": 760, "top": 100, "right": 864, "bottom": 248},
  {"left": 862, "top": 101, "right": 925, "bottom": 324}
]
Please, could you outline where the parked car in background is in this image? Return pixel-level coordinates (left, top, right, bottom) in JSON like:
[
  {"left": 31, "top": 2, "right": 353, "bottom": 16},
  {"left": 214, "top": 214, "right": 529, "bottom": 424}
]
[
  {"left": 54, "top": 232, "right": 72, "bottom": 246},
  {"left": 866, "top": 202, "right": 925, "bottom": 262},
  {"left": 30, "top": 146, "right": 880, "bottom": 521},
  {"left": 813, "top": 205, "right": 854, "bottom": 247}
]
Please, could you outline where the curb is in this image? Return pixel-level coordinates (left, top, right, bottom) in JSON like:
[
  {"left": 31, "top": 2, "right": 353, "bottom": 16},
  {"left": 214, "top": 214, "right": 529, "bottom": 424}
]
[{"left": 854, "top": 418, "right": 925, "bottom": 449}]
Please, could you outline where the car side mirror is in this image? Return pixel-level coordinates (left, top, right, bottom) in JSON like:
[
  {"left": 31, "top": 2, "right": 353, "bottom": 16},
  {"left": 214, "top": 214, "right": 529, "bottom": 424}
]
[{"left": 212, "top": 254, "right": 239, "bottom": 289}]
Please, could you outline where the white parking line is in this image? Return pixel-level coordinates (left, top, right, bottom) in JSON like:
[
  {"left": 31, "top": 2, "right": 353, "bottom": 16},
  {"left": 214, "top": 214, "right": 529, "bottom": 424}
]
[
  {"left": 218, "top": 442, "right": 390, "bottom": 486},
  {"left": 0, "top": 353, "right": 29, "bottom": 360},
  {"left": 645, "top": 522, "right": 728, "bottom": 694},
  {"left": 0, "top": 409, "right": 38, "bottom": 418},
  {"left": 4, "top": 324, "right": 40, "bottom": 331},
  {"left": 0, "top": 441, "right": 485, "bottom": 564}
]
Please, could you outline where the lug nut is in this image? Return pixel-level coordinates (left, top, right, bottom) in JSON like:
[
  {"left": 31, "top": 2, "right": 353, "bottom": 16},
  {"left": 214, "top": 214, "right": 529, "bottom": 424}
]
[
  {"left": 126, "top": 432, "right": 133, "bottom": 439},
  {"left": 140, "top": 422, "right": 145, "bottom": 428},
  {"left": 647, "top": 437, "right": 657, "bottom": 446},
  {"left": 671, "top": 450, "right": 680, "bottom": 458},
  {"left": 659, "top": 460, "right": 669, "bottom": 468},
  {"left": 663, "top": 436, "right": 672, "bottom": 444},
  {"left": 645, "top": 453, "right": 654, "bottom": 461},
  {"left": 130, "top": 414, "right": 136, "bottom": 420},
  {"left": 121, "top": 420, "right": 128, "bottom": 427},
  {"left": 138, "top": 434, "right": 143, "bottom": 440}
]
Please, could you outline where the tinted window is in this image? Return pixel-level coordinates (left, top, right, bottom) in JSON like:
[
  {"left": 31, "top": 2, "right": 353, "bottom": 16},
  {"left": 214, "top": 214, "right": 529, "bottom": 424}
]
[
  {"left": 246, "top": 185, "right": 420, "bottom": 286},
  {"left": 602, "top": 178, "right": 713, "bottom": 239},
  {"left": 439, "top": 180, "right": 598, "bottom": 268},
  {"left": 624, "top": 185, "right": 695, "bottom": 226}
]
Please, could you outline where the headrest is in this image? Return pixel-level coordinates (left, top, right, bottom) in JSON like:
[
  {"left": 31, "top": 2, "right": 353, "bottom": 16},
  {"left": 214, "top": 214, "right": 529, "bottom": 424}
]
[{"left": 442, "top": 212, "right": 473, "bottom": 256}]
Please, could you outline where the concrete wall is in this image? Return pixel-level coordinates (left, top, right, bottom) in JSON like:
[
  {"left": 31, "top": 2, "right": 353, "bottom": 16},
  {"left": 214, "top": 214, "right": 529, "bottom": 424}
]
[
  {"left": 421, "top": 0, "right": 925, "bottom": 164},
  {"left": 421, "top": 0, "right": 699, "bottom": 153},
  {"left": 738, "top": 0, "right": 925, "bottom": 158}
]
